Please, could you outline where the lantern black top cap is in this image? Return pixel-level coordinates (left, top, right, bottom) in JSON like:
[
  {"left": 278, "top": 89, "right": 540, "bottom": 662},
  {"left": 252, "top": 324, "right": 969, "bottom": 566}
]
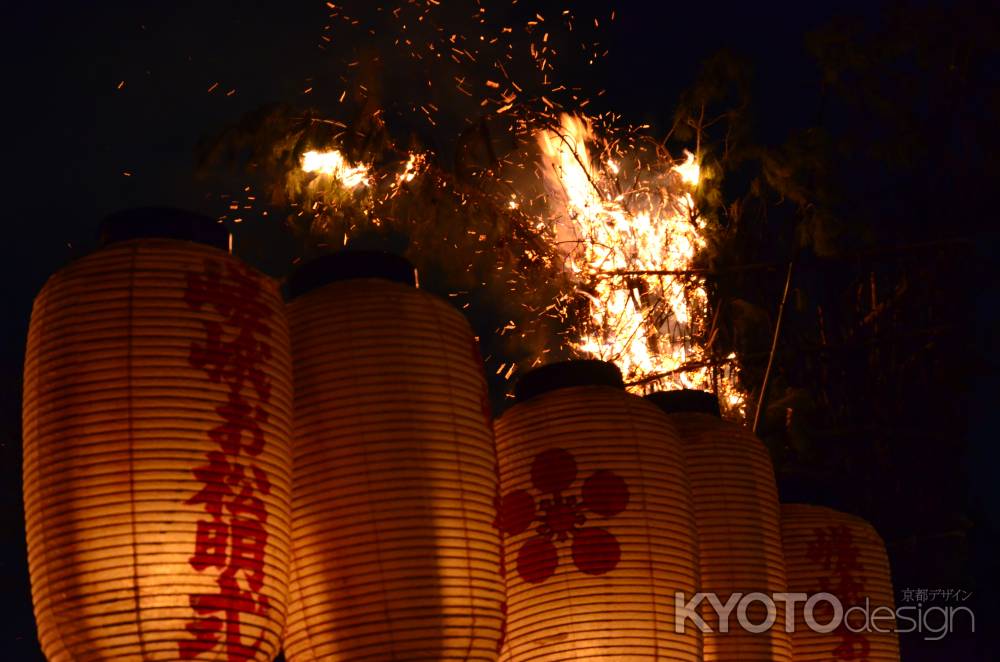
[
  {"left": 514, "top": 359, "right": 625, "bottom": 403},
  {"left": 99, "top": 207, "right": 229, "bottom": 251},
  {"left": 645, "top": 389, "right": 721, "bottom": 418},
  {"left": 288, "top": 250, "right": 417, "bottom": 300}
]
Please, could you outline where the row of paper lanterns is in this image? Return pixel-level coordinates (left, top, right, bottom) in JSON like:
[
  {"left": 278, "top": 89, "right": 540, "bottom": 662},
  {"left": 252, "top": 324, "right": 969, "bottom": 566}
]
[{"left": 22, "top": 208, "right": 899, "bottom": 661}]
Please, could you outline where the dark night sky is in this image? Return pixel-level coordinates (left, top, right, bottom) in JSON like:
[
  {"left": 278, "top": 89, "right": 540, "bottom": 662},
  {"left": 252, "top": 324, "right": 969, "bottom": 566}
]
[{"left": 3, "top": 1, "right": 996, "bottom": 659}]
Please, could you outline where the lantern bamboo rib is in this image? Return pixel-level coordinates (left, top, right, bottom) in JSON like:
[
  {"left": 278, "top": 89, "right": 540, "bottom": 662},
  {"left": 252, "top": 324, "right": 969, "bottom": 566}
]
[
  {"left": 781, "top": 504, "right": 900, "bottom": 661},
  {"left": 23, "top": 240, "right": 293, "bottom": 662},
  {"left": 496, "top": 387, "right": 701, "bottom": 662},
  {"left": 283, "top": 278, "right": 503, "bottom": 661}
]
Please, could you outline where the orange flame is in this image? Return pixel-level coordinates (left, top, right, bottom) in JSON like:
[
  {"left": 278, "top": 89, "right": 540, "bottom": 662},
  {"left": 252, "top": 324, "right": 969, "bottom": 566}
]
[
  {"left": 291, "top": 116, "right": 744, "bottom": 414},
  {"left": 301, "top": 149, "right": 371, "bottom": 189},
  {"left": 536, "top": 113, "right": 743, "bottom": 412}
]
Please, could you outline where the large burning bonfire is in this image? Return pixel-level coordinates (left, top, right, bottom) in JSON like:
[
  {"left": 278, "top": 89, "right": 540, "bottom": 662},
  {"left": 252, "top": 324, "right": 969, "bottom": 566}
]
[
  {"left": 279, "top": 112, "right": 743, "bottom": 414},
  {"left": 207, "top": 1, "right": 745, "bottom": 414}
]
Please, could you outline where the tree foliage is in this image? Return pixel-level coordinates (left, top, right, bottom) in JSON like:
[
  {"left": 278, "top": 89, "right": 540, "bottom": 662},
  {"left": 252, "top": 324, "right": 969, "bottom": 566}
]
[{"left": 670, "top": 3, "right": 997, "bottom": 630}]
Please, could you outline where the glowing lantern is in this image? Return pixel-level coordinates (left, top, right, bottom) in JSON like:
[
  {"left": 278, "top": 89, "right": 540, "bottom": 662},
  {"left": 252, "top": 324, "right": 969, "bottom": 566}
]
[
  {"left": 781, "top": 504, "right": 900, "bottom": 661},
  {"left": 646, "top": 389, "right": 792, "bottom": 662},
  {"left": 282, "top": 251, "right": 504, "bottom": 661},
  {"left": 495, "top": 360, "right": 701, "bottom": 661},
  {"left": 22, "top": 208, "right": 294, "bottom": 661}
]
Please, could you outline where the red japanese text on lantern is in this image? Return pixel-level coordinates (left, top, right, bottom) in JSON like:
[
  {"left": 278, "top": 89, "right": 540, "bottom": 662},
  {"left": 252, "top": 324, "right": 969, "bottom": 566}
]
[
  {"left": 180, "top": 258, "right": 273, "bottom": 661},
  {"left": 808, "top": 525, "right": 870, "bottom": 660}
]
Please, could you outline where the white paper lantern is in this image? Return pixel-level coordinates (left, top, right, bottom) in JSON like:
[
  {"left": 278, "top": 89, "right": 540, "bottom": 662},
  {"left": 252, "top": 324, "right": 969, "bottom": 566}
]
[
  {"left": 282, "top": 252, "right": 504, "bottom": 661},
  {"left": 495, "top": 361, "right": 701, "bottom": 661},
  {"left": 781, "top": 504, "right": 900, "bottom": 661},
  {"left": 647, "top": 389, "right": 791, "bottom": 662},
  {"left": 23, "top": 208, "right": 294, "bottom": 661}
]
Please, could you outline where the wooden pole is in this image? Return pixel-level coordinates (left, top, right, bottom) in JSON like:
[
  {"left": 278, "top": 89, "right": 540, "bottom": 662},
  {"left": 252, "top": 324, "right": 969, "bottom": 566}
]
[{"left": 752, "top": 260, "right": 795, "bottom": 434}]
